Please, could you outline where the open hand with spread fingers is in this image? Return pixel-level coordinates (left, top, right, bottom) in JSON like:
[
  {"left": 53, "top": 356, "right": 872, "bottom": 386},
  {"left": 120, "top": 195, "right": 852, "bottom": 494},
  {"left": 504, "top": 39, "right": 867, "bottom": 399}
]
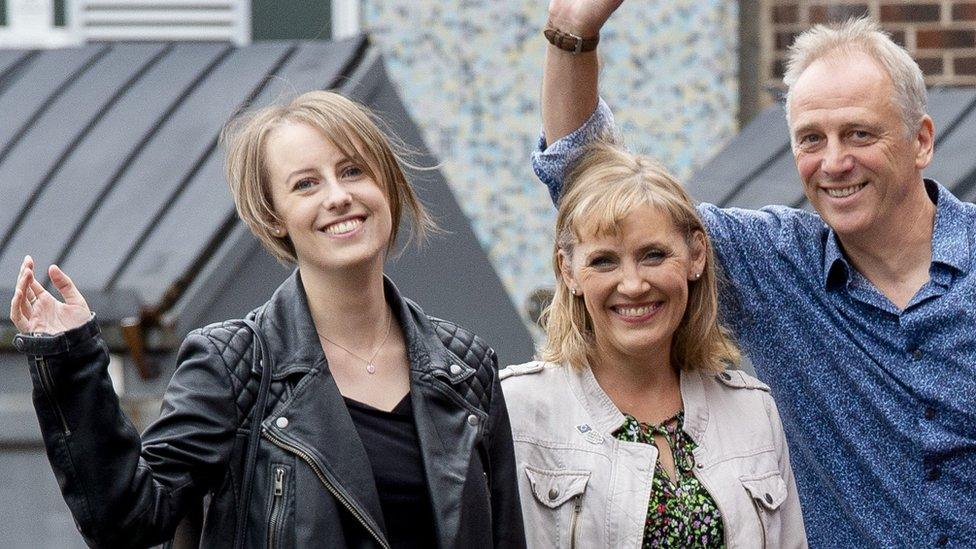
[
  {"left": 9, "top": 255, "right": 92, "bottom": 335},
  {"left": 547, "top": 0, "right": 625, "bottom": 37}
]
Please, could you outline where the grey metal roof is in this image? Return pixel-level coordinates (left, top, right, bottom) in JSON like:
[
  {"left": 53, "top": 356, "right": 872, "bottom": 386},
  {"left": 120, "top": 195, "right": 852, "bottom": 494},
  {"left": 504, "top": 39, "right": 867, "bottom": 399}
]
[
  {"left": 0, "top": 37, "right": 535, "bottom": 364},
  {"left": 689, "top": 87, "right": 976, "bottom": 207}
]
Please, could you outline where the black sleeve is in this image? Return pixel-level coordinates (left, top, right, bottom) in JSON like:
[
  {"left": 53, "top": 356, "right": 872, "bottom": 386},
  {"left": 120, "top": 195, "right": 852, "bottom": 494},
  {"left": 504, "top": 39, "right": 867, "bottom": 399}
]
[
  {"left": 19, "top": 319, "right": 240, "bottom": 548},
  {"left": 484, "top": 348, "right": 527, "bottom": 549}
]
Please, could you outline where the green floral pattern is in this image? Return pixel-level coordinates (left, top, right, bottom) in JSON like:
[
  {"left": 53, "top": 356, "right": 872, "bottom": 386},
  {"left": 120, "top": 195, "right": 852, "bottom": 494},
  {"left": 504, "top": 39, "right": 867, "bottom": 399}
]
[{"left": 614, "top": 411, "right": 725, "bottom": 548}]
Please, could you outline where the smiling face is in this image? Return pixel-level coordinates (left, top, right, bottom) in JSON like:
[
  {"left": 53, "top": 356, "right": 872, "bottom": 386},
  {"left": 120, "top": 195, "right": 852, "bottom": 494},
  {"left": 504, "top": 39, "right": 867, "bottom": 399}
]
[
  {"left": 561, "top": 204, "right": 705, "bottom": 368},
  {"left": 788, "top": 50, "right": 934, "bottom": 241},
  {"left": 264, "top": 120, "right": 393, "bottom": 274}
]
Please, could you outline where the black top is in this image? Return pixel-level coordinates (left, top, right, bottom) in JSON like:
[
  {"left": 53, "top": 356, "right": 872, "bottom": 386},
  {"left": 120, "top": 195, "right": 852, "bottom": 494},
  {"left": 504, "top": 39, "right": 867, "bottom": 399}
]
[{"left": 345, "top": 394, "right": 438, "bottom": 549}]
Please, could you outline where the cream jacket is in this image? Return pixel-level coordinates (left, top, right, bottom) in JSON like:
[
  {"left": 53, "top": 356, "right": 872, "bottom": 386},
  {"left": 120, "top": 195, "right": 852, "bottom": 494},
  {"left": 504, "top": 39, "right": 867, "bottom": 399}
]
[{"left": 500, "top": 361, "right": 807, "bottom": 549}]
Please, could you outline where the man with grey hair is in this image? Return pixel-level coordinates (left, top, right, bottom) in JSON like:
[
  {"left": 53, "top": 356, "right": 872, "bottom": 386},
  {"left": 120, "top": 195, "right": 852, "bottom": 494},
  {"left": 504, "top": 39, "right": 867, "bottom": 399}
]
[{"left": 532, "top": 1, "right": 975, "bottom": 547}]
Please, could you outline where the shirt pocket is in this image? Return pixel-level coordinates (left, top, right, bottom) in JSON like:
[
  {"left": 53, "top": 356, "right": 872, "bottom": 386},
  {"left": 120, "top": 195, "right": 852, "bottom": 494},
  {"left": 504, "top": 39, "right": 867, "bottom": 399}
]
[
  {"left": 739, "top": 471, "right": 788, "bottom": 548},
  {"left": 523, "top": 465, "right": 590, "bottom": 549}
]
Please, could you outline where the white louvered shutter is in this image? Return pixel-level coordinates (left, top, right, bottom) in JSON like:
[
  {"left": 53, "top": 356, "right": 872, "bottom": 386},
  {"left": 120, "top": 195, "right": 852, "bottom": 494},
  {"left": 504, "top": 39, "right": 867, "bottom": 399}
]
[{"left": 79, "top": 0, "right": 250, "bottom": 44}]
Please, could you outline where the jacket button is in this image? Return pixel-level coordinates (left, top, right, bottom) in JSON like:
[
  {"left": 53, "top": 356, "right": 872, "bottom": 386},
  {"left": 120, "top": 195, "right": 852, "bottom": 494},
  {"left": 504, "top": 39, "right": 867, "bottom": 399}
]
[
  {"left": 467, "top": 414, "right": 480, "bottom": 427},
  {"left": 764, "top": 493, "right": 773, "bottom": 504},
  {"left": 720, "top": 372, "right": 732, "bottom": 381},
  {"left": 548, "top": 487, "right": 559, "bottom": 500},
  {"left": 450, "top": 364, "right": 463, "bottom": 376},
  {"left": 275, "top": 417, "right": 289, "bottom": 429}
]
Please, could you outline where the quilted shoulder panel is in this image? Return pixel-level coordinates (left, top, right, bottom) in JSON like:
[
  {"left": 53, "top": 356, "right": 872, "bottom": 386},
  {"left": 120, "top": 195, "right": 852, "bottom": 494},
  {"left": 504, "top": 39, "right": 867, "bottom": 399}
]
[
  {"left": 193, "top": 320, "right": 285, "bottom": 428},
  {"left": 430, "top": 317, "right": 497, "bottom": 414}
]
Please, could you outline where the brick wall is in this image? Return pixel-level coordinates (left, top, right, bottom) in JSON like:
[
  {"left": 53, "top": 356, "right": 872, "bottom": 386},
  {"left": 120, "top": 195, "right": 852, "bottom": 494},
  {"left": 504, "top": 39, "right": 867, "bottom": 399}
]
[{"left": 765, "top": 0, "right": 976, "bottom": 97}]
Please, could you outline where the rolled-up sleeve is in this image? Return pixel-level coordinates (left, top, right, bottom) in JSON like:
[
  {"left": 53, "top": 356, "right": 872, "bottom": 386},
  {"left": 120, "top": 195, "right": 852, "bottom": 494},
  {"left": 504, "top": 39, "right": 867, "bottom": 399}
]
[{"left": 530, "top": 97, "right": 616, "bottom": 205}]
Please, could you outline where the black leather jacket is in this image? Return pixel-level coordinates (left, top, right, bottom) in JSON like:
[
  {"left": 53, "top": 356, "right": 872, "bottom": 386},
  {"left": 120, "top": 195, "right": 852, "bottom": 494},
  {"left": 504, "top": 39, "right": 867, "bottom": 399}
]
[{"left": 17, "top": 272, "right": 525, "bottom": 548}]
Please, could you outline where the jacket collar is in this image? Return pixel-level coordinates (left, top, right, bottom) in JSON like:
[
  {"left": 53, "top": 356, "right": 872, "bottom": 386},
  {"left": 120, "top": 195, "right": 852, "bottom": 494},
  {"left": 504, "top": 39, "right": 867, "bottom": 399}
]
[
  {"left": 253, "top": 270, "right": 448, "bottom": 376},
  {"left": 565, "top": 364, "right": 709, "bottom": 444}
]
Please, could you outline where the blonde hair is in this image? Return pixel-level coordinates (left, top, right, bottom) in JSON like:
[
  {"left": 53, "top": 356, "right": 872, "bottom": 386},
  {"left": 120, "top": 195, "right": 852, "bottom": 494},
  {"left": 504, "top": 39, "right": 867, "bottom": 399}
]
[
  {"left": 540, "top": 141, "right": 739, "bottom": 373},
  {"left": 221, "top": 90, "right": 435, "bottom": 264},
  {"left": 784, "top": 17, "right": 927, "bottom": 136}
]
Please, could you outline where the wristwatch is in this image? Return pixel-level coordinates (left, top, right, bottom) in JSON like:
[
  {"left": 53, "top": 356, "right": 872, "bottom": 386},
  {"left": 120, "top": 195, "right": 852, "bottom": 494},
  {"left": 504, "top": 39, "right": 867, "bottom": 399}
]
[{"left": 543, "top": 24, "right": 599, "bottom": 54}]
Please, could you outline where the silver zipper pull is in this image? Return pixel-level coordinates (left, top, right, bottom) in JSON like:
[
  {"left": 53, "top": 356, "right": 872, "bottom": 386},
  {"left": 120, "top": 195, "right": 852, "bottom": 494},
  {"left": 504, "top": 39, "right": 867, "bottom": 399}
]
[{"left": 274, "top": 467, "right": 284, "bottom": 496}]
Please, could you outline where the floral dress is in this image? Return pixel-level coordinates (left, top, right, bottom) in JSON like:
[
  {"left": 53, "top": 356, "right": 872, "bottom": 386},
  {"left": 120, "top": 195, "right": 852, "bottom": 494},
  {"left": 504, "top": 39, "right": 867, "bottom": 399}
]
[{"left": 614, "top": 411, "right": 725, "bottom": 548}]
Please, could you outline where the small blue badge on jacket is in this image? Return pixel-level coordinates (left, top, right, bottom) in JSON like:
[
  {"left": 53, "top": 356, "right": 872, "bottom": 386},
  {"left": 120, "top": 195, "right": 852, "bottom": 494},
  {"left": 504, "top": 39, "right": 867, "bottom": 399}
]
[{"left": 576, "top": 423, "right": 604, "bottom": 445}]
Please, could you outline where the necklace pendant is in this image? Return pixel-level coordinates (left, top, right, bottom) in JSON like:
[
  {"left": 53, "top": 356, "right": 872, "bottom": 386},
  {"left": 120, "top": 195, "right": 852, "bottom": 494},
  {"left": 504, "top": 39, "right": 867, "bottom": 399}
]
[{"left": 366, "top": 363, "right": 376, "bottom": 374}]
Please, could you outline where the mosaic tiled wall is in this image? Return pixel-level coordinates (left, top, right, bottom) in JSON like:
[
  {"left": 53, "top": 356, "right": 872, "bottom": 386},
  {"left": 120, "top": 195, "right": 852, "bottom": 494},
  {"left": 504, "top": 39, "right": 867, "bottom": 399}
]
[{"left": 363, "top": 1, "right": 739, "bottom": 337}]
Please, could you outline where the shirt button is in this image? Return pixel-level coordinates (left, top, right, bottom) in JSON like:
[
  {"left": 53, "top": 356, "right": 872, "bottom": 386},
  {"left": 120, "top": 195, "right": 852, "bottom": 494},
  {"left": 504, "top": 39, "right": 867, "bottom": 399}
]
[
  {"left": 924, "top": 407, "right": 936, "bottom": 420},
  {"left": 925, "top": 466, "right": 941, "bottom": 481},
  {"left": 467, "top": 414, "right": 480, "bottom": 427},
  {"left": 764, "top": 493, "right": 773, "bottom": 504},
  {"left": 911, "top": 349, "right": 922, "bottom": 360},
  {"left": 275, "top": 417, "right": 289, "bottom": 429},
  {"left": 937, "top": 534, "right": 948, "bottom": 546}
]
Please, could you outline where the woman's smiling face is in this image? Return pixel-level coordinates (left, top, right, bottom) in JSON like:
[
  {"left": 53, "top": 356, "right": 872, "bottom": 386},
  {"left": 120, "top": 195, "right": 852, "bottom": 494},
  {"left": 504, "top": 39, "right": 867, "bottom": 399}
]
[
  {"left": 562, "top": 203, "right": 705, "bottom": 368},
  {"left": 264, "top": 120, "right": 393, "bottom": 274}
]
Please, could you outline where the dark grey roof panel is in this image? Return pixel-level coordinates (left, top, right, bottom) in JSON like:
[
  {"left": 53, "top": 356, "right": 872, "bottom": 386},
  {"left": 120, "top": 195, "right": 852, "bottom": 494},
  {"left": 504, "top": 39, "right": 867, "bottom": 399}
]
[
  {"left": 687, "top": 107, "right": 790, "bottom": 204},
  {"left": 60, "top": 43, "right": 293, "bottom": 289},
  {"left": 116, "top": 41, "right": 364, "bottom": 301},
  {"left": 0, "top": 50, "right": 29, "bottom": 84},
  {"left": 0, "top": 43, "right": 230, "bottom": 281},
  {"left": 0, "top": 46, "right": 105, "bottom": 152},
  {"left": 725, "top": 153, "right": 805, "bottom": 210},
  {"left": 924, "top": 89, "right": 976, "bottom": 189},
  {"left": 0, "top": 44, "right": 168, "bottom": 272}
]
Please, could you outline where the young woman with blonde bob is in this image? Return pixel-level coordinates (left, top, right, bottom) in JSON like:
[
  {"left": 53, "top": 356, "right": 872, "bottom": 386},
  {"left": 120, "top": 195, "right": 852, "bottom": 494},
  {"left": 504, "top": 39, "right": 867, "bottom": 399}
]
[
  {"left": 10, "top": 90, "right": 525, "bottom": 548},
  {"left": 501, "top": 141, "right": 806, "bottom": 548}
]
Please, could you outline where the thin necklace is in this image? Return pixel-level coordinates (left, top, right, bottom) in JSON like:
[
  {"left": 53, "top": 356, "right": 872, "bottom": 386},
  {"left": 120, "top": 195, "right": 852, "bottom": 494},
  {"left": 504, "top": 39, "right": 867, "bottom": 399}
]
[{"left": 319, "top": 308, "right": 392, "bottom": 375}]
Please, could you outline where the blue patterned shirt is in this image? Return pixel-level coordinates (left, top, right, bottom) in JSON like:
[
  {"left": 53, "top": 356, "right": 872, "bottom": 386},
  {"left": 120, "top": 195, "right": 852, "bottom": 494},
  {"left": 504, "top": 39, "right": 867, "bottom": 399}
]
[{"left": 531, "top": 100, "right": 976, "bottom": 548}]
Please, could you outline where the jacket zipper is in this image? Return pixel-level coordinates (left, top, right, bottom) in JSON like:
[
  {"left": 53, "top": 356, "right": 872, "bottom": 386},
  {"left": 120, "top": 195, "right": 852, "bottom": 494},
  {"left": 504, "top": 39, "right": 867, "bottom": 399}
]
[
  {"left": 569, "top": 494, "right": 583, "bottom": 549},
  {"left": 267, "top": 466, "right": 286, "bottom": 549},
  {"left": 36, "top": 357, "right": 71, "bottom": 435},
  {"left": 263, "top": 430, "right": 391, "bottom": 549}
]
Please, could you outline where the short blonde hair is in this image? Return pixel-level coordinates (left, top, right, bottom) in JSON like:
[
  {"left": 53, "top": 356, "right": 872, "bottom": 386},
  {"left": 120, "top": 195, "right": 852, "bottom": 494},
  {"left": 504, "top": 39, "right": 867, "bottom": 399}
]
[
  {"left": 541, "top": 141, "right": 739, "bottom": 373},
  {"left": 784, "top": 17, "right": 927, "bottom": 135},
  {"left": 221, "top": 90, "right": 435, "bottom": 264}
]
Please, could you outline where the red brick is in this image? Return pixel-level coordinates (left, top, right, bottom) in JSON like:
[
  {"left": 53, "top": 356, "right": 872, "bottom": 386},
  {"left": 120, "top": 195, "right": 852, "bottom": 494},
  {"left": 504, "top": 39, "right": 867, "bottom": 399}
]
[
  {"left": 916, "top": 29, "right": 976, "bottom": 49},
  {"left": 772, "top": 5, "right": 799, "bottom": 24},
  {"left": 880, "top": 4, "right": 941, "bottom": 23},
  {"left": 809, "top": 4, "right": 870, "bottom": 24},
  {"left": 916, "top": 56, "right": 944, "bottom": 75},
  {"left": 954, "top": 56, "right": 976, "bottom": 75},
  {"left": 953, "top": 3, "right": 976, "bottom": 21}
]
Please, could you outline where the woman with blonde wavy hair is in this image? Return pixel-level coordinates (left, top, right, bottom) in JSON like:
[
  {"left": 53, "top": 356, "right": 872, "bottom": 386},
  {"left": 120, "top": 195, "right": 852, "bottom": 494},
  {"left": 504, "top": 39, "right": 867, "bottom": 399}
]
[{"left": 501, "top": 141, "right": 806, "bottom": 548}]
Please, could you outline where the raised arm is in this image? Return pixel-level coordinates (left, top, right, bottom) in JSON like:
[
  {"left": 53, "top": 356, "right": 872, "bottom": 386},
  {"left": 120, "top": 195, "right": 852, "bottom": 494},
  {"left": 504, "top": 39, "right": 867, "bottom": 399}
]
[
  {"left": 541, "top": 0, "right": 621, "bottom": 145},
  {"left": 10, "top": 256, "right": 239, "bottom": 547},
  {"left": 534, "top": 1, "right": 624, "bottom": 203}
]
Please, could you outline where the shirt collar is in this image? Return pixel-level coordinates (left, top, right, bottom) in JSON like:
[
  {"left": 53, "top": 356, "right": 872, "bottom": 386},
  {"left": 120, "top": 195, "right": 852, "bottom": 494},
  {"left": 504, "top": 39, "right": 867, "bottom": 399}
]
[{"left": 821, "top": 179, "right": 969, "bottom": 289}]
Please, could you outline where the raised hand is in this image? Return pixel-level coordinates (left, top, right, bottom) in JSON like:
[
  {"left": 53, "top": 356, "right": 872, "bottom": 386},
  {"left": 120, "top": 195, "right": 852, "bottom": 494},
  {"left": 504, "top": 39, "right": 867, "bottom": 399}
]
[
  {"left": 547, "top": 0, "right": 624, "bottom": 37},
  {"left": 9, "top": 256, "right": 91, "bottom": 335}
]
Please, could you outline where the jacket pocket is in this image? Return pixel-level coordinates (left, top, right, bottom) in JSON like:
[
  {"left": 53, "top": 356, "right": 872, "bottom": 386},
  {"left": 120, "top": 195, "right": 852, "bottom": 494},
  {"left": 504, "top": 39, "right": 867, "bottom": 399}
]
[
  {"left": 740, "top": 471, "right": 788, "bottom": 548},
  {"left": 267, "top": 464, "right": 291, "bottom": 549},
  {"left": 524, "top": 465, "right": 589, "bottom": 549}
]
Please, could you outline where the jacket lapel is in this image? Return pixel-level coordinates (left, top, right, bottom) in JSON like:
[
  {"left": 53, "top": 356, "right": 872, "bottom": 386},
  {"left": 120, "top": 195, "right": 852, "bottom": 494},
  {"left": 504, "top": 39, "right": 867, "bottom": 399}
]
[
  {"left": 393, "top": 286, "right": 483, "bottom": 548},
  {"left": 256, "top": 271, "right": 388, "bottom": 543}
]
